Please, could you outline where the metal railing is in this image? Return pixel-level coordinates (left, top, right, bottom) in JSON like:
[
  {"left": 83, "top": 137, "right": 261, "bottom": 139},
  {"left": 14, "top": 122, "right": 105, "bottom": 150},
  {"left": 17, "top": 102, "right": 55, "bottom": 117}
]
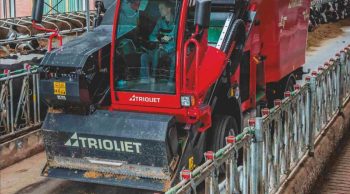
[
  {"left": 0, "top": 64, "right": 41, "bottom": 137},
  {"left": 0, "top": 11, "right": 95, "bottom": 44},
  {"left": 0, "top": 0, "right": 95, "bottom": 46},
  {"left": 166, "top": 46, "right": 350, "bottom": 194}
]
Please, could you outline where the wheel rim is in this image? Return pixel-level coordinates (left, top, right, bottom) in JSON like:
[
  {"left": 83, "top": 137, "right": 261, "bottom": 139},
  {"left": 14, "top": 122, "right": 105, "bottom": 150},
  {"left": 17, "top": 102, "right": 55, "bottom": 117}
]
[{"left": 218, "top": 117, "right": 238, "bottom": 173}]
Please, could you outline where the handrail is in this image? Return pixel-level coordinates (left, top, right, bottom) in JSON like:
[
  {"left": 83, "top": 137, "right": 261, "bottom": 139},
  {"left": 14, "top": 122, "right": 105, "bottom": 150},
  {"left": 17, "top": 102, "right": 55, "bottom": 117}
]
[{"left": 166, "top": 46, "right": 350, "bottom": 194}]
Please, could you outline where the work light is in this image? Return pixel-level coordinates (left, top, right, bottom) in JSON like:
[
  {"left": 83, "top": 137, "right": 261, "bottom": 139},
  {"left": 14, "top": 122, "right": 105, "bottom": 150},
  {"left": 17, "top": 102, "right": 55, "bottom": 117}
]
[{"left": 181, "top": 96, "right": 192, "bottom": 107}]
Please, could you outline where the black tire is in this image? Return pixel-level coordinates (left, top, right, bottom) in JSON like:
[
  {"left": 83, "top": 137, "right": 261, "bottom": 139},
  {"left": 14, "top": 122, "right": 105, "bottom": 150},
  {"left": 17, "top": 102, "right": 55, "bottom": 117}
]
[
  {"left": 284, "top": 74, "right": 296, "bottom": 94},
  {"left": 208, "top": 115, "right": 239, "bottom": 172},
  {"left": 266, "top": 73, "right": 296, "bottom": 107}
]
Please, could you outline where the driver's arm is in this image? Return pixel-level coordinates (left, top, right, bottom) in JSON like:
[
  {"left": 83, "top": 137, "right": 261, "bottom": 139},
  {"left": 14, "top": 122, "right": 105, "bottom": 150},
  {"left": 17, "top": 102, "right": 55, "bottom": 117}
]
[
  {"left": 149, "top": 19, "right": 161, "bottom": 41},
  {"left": 163, "top": 38, "right": 175, "bottom": 53},
  {"left": 162, "top": 26, "right": 175, "bottom": 53}
]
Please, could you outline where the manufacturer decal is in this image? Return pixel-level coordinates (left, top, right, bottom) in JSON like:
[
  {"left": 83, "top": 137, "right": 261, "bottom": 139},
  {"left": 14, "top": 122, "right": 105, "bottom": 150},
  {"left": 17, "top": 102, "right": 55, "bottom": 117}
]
[
  {"left": 129, "top": 95, "right": 160, "bottom": 103},
  {"left": 64, "top": 132, "right": 142, "bottom": 154}
]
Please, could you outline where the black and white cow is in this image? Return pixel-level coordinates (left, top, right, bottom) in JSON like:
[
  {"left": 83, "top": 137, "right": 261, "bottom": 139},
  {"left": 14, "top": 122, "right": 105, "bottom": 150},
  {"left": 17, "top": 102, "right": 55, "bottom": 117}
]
[{"left": 319, "top": 2, "right": 339, "bottom": 22}]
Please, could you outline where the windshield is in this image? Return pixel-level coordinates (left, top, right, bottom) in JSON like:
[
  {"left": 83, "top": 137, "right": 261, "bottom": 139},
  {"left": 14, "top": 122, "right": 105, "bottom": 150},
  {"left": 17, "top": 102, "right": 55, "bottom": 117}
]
[{"left": 114, "top": 0, "right": 180, "bottom": 94}]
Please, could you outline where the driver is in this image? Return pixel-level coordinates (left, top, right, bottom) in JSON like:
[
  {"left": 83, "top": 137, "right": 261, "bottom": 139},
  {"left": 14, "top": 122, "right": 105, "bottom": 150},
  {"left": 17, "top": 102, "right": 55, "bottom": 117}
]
[{"left": 139, "top": 0, "right": 176, "bottom": 85}]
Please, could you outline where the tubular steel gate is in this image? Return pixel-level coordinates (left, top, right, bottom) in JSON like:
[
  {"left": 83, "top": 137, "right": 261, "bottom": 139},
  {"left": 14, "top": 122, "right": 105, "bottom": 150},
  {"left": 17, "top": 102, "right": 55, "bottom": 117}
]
[
  {"left": 0, "top": 64, "right": 41, "bottom": 137},
  {"left": 166, "top": 47, "right": 350, "bottom": 194}
]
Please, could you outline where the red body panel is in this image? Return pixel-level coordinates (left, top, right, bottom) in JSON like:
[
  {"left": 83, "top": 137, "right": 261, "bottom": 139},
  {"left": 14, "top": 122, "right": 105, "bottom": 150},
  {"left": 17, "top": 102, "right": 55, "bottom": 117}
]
[
  {"left": 253, "top": 0, "right": 310, "bottom": 83},
  {"left": 108, "top": 0, "right": 311, "bottom": 128}
]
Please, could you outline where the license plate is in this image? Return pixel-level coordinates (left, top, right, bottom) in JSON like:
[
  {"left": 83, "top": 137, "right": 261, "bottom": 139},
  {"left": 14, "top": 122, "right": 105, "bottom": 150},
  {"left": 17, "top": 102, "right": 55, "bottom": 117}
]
[{"left": 54, "top": 82, "right": 66, "bottom": 95}]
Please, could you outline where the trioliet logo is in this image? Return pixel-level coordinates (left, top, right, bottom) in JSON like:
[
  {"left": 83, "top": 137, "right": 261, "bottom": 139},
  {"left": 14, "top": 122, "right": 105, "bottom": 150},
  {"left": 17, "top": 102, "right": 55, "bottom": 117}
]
[
  {"left": 129, "top": 95, "right": 160, "bottom": 103},
  {"left": 64, "top": 132, "right": 142, "bottom": 154}
]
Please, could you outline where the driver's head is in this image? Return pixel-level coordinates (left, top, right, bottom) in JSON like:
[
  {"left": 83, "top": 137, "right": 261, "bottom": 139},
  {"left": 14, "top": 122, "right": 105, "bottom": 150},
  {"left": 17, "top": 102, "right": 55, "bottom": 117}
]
[
  {"left": 158, "top": 1, "right": 173, "bottom": 18},
  {"left": 127, "top": 0, "right": 141, "bottom": 11}
]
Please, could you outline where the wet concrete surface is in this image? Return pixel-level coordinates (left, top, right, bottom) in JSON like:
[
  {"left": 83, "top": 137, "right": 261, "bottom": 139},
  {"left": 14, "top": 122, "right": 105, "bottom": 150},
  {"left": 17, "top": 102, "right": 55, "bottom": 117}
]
[
  {"left": 0, "top": 152, "right": 154, "bottom": 194},
  {"left": 303, "top": 26, "right": 350, "bottom": 84},
  {"left": 15, "top": 180, "right": 153, "bottom": 194}
]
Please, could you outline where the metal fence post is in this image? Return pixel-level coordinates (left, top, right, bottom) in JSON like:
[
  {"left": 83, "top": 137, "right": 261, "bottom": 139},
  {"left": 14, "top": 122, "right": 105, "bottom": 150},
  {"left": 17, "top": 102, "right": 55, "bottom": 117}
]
[
  {"left": 308, "top": 76, "right": 317, "bottom": 156},
  {"left": 205, "top": 171, "right": 219, "bottom": 194},
  {"left": 9, "top": 78, "right": 14, "bottom": 133},
  {"left": 339, "top": 50, "right": 346, "bottom": 107},
  {"left": 251, "top": 117, "right": 263, "bottom": 194},
  {"left": 347, "top": 48, "right": 350, "bottom": 101},
  {"left": 36, "top": 73, "right": 41, "bottom": 123},
  {"left": 32, "top": 74, "right": 37, "bottom": 124}
]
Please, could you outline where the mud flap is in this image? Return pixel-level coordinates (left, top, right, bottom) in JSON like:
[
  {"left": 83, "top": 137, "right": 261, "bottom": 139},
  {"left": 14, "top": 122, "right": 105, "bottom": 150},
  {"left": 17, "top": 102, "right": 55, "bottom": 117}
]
[{"left": 41, "top": 110, "right": 176, "bottom": 192}]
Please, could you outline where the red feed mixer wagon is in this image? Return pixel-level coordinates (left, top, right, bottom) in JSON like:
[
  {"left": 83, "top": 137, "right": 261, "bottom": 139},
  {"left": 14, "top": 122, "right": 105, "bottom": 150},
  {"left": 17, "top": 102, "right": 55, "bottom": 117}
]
[{"left": 31, "top": 0, "right": 310, "bottom": 191}]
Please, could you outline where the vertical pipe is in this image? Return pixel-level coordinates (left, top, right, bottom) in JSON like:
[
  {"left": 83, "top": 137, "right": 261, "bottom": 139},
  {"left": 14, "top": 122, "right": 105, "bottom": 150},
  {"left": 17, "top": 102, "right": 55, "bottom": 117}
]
[
  {"left": 232, "top": 155, "right": 241, "bottom": 193},
  {"left": 225, "top": 158, "right": 233, "bottom": 194},
  {"left": 15, "top": 77, "right": 25, "bottom": 127},
  {"left": 331, "top": 65, "right": 335, "bottom": 114},
  {"left": 50, "top": 0, "right": 53, "bottom": 14},
  {"left": 273, "top": 118, "right": 281, "bottom": 189},
  {"left": 9, "top": 79, "right": 14, "bottom": 132},
  {"left": 65, "top": 0, "right": 68, "bottom": 12},
  {"left": 262, "top": 124, "right": 268, "bottom": 193},
  {"left": 287, "top": 104, "right": 292, "bottom": 165},
  {"left": 251, "top": 117, "right": 263, "bottom": 194},
  {"left": 243, "top": 142, "right": 250, "bottom": 194},
  {"left": 308, "top": 76, "right": 317, "bottom": 156},
  {"left": 338, "top": 53, "right": 344, "bottom": 109},
  {"left": 346, "top": 50, "right": 350, "bottom": 100},
  {"left": 32, "top": 74, "right": 37, "bottom": 124},
  {"left": 9, "top": 0, "right": 15, "bottom": 17},
  {"left": 26, "top": 76, "right": 30, "bottom": 125},
  {"left": 242, "top": 142, "right": 247, "bottom": 194},
  {"left": 343, "top": 49, "right": 350, "bottom": 99},
  {"left": 205, "top": 175, "right": 212, "bottom": 194},
  {"left": 6, "top": 81, "right": 10, "bottom": 132},
  {"left": 2, "top": 0, "right": 7, "bottom": 18},
  {"left": 82, "top": 0, "right": 85, "bottom": 10},
  {"left": 85, "top": 0, "right": 90, "bottom": 31},
  {"left": 293, "top": 100, "right": 298, "bottom": 162},
  {"left": 75, "top": 0, "right": 79, "bottom": 11},
  {"left": 36, "top": 73, "right": 40, "bottom": 122}
]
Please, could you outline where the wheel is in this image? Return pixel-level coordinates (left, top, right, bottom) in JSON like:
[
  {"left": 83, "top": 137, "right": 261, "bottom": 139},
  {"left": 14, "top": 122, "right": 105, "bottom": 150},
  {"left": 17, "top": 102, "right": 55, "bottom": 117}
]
[
  {"left": 284, "top": 74, "right": 296, "bottom": 94},
  {"left": 208, "top": 115, "right": 240, "bottom": 172},
  {"left": 266, "top": 73, "right": 296, "bottom": 107}
]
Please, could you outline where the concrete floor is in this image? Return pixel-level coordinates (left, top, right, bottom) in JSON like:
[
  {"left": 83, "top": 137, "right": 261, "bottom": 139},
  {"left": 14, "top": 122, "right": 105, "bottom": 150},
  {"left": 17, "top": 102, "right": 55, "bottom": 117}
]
[
  {"left": 303, "top": 26, "right": 350, "bottom": 82},
  {"left": 0, "top": 152, "right": 154, "bottom": 194}
]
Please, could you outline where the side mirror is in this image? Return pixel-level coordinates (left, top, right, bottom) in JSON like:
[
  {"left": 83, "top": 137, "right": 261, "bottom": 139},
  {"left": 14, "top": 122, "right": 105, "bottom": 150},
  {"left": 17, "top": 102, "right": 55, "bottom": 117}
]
[
  {"left": 32, "top": 0, "right": 45, "bottom": 23},
  {"left": 194, "top": 0, "right": 211, "bottom": 28}
]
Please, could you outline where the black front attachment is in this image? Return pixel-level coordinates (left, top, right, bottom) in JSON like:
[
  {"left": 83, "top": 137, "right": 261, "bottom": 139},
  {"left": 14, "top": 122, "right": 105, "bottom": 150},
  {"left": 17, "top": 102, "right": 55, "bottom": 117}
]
[{"left": 41, "top": 110, "right": 177, "bottom": 192}]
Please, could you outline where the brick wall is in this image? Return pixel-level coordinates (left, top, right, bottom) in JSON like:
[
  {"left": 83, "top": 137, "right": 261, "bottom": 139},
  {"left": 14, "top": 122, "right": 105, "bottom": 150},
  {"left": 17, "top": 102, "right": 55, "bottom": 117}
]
[{"left": 0, "top": 0, "right": 95, "bottom": 19}]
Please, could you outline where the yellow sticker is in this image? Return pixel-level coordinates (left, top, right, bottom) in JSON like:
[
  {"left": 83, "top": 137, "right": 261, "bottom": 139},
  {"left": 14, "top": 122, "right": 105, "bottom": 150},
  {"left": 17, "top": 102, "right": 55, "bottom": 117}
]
[
  {"left": 53, "top": 82, "right": 66, "bottom": 95},
  {"left": 189, "top": 156, "right": 195, "bottom": 171}
]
